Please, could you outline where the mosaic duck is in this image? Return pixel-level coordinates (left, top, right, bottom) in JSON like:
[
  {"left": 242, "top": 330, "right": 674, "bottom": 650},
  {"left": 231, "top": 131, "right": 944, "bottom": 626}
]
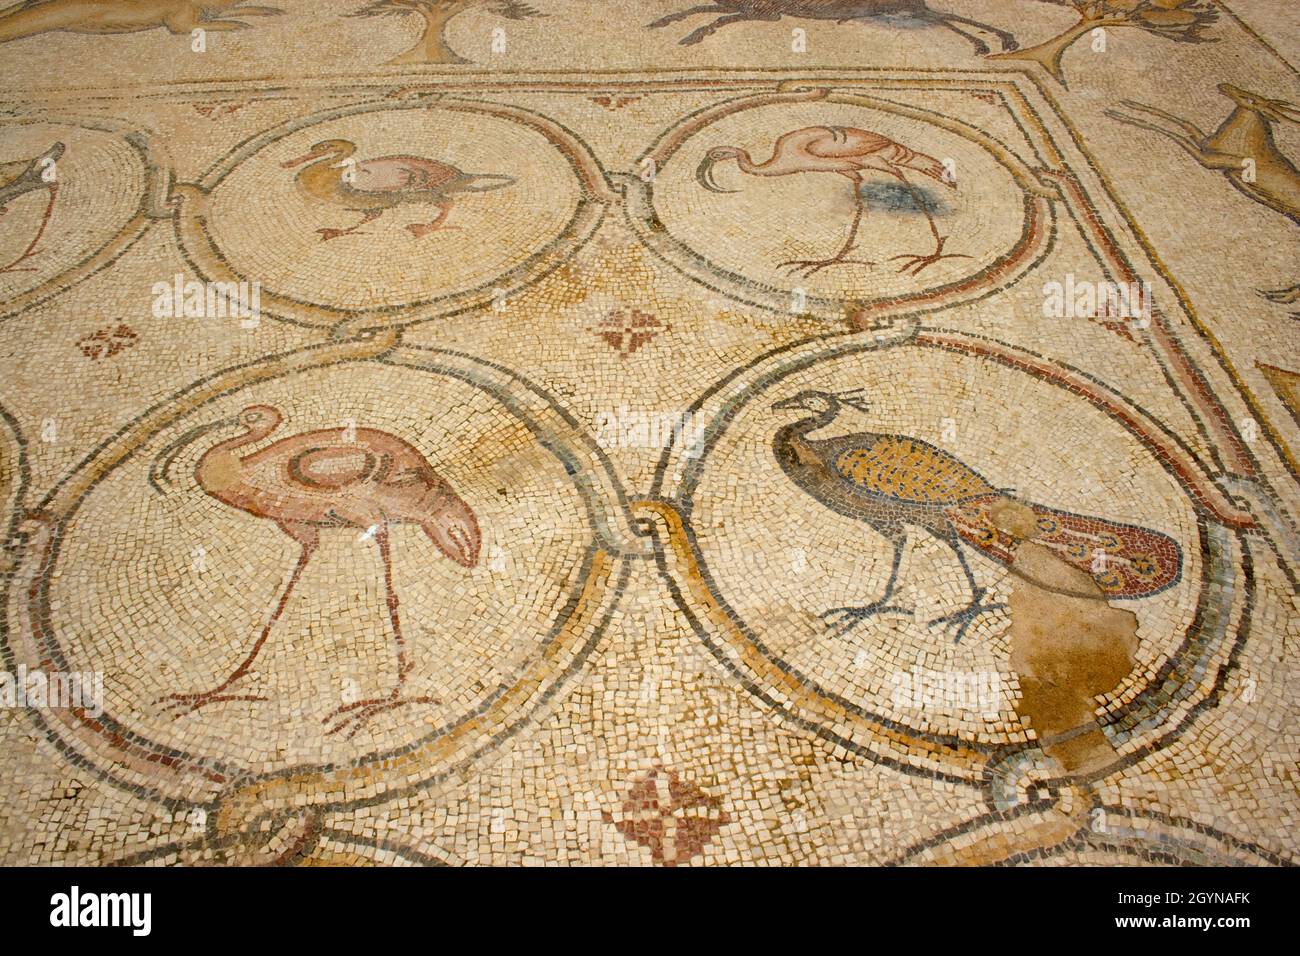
[
  {"left": 772, "top": 389, "right": 1182, "bottom": 642},
  {"left": 281, "top": 138, "right": 515, "bottom": 241},
  {"left": 149, "top": 405, "right": 481, "bottom": 737}
]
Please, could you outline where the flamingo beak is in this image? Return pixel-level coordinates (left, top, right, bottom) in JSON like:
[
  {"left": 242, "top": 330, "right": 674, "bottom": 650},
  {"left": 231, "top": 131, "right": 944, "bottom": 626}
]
[
  {"left": 696, "top": 155, "right": 737, "bottom": 193},
  {"left": 429, "top": 498, "right": 481, "bottom": 568},
  {"left": 281, "top": 146, "right": 329, "bottom": 169}
]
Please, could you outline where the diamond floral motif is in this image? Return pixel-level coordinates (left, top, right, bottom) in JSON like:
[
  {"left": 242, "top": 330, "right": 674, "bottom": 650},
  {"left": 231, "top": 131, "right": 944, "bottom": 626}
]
[{"left": 603, "top": 767, "right": 729, "bottom": 866}]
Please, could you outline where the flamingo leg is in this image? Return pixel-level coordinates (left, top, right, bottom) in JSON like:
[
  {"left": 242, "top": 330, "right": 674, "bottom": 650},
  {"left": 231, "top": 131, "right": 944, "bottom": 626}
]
[
  {"left": 0, "top": 183, "right": 57, "bottom": 274},
  {"left": 885, "top": 168, "right": 973, "bottom": 276},
  {"left": 323, "top": 524, "right": 440, "bottom": 739},
  {"left": 778, "top": 172, "right": 876, "bottom": 277},
  {"left": 317, "top": 207, "right": 382, "bottom": 242},
  {"left": 161, "top": 532, "right": 317, "bottom": 717}
]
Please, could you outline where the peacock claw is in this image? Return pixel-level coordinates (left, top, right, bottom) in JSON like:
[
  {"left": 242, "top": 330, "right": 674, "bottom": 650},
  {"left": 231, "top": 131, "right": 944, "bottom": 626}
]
[
  {"left": 927, "top": 588, "right": 1006, "bottom": 644},
  {"left": 820, "top": 602, "right": 913, "bottom": 636}
]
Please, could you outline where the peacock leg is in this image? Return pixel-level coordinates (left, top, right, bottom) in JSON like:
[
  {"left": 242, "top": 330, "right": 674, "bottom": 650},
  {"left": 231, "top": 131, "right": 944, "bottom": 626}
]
[
  {"left": 323, "top": 525, "right": 440, "bottom": 739},
  {"left": 927, "top": 544, "right": 1006, "bottom": 644},
  {"left": 820, "top": 536, "right": 914, "bottom": 637}
]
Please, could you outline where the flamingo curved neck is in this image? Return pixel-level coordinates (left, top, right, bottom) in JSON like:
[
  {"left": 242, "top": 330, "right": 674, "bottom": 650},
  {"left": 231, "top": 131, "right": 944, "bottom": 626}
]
[{"left": 197, "top": 424, "right": 275, "bottom": 496}]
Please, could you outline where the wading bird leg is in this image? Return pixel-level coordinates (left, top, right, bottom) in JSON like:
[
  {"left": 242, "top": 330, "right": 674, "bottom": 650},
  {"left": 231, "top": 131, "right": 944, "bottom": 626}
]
[
  {"left": 323, "top": 525, "right": 441, "bottom": 739},
  {"left": 779, "top": 173, "right": 876, "bottom": 277},
  {"left": 886, "top": 168, "right": 971, "bottom": 276},
  {"left": 161, "top": 531, "right": 318, "bottom": 716}
]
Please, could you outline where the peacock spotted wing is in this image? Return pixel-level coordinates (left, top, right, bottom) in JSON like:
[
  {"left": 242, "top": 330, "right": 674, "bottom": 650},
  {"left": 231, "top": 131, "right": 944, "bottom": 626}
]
[
  {"left": 832, "top": 435, "right": 997, "bottom": 504},
  {"left": 944, "top": 495, "right": 1184, "bottom": 599}
]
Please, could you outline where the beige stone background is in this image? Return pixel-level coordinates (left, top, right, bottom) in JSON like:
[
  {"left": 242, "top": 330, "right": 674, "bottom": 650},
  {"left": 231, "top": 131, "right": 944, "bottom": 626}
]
[{"left": 0, "top": 1, "right": 1295, "bottom": 865}]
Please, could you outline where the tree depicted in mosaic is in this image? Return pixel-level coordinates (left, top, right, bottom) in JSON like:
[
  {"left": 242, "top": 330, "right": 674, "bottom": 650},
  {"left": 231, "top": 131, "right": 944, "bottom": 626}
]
[
  {"left": 348, "top": 0, "right": 543, "bottom": 64},
  {"left": 988, "top": 1, "right": 1219, "bottom": 85}
]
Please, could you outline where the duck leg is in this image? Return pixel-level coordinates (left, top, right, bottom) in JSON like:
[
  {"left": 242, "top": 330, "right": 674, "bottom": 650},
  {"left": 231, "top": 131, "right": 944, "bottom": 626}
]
[
  {"left": 405, "top": 200, "right": 458, "bottom": 238},
  {"left": 323, "top": 525, "right": 440, "bottom": 739},
  {"left": 161, "top": 526, "right": 318, "bottom": 716},
  {"left": 317, "top": 207, "right": 382, "bottom": 241}
]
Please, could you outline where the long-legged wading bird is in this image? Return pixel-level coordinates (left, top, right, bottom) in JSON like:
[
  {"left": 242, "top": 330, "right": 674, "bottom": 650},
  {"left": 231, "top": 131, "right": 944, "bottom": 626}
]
[
  {"left": 696, "top": 125, "right": 969, "bottom": 277},
  {"left": 150, "top": 405, "right": 481, "bottom": 737},
  {"left": 772, "top": 390, "right": 1182, "bottom": 642},
  {"left": 0, "top": 142, "right": 63, "bottom": 273},
  {"left": 281, "top": 138, "right": 514, "bottom": 241}
]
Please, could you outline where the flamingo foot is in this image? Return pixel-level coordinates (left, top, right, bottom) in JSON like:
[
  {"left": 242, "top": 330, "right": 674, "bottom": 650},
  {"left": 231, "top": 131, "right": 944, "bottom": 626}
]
[
  {"left": 159, "top": 688, "right": 267, "bottom": 717},
  {"left": 322, "top": 691, "right": 441, "bottom": 739},
  {"left": 316, "top": 227, "right": 370, "bottom": 241},
  {"left": 778, "top": 256, "right": 875, "bottom": 278},
  {"left": 890, "top": 237, "right": 972, "bottom": 276}
]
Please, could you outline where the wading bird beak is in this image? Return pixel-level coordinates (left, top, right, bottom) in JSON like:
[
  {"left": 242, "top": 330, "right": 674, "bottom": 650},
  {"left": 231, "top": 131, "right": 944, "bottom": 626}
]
[
  {"left": 281, "top": 145, "right": 330, "bottom": 169},
  {"left": 771, "top": 395, "right": 804, "bottom": 412},
  {"left": 696, "top": 155, "right": 737, "bottom": 193},
  {"left": 148, "top": 417, "right": 234, "bottom": 495}
]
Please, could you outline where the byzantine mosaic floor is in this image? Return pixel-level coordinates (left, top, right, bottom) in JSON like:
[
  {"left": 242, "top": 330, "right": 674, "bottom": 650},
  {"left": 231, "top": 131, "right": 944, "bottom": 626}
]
[{"left": 0, "top": 0, "right": 1296, "bottom": 867}]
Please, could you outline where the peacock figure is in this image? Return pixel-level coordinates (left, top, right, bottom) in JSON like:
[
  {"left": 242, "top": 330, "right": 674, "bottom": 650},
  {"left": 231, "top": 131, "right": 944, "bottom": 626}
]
[{"left": 771, "top": 389, "right": 1183, "bottom": 642}]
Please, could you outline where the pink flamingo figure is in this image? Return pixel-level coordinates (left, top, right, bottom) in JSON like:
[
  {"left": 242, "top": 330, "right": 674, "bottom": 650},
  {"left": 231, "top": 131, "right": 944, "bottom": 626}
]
[
  {"left": 150, "top": 405, "right": 481, "bottom": 738},
  {"left": 280, "top": 139, "right": 514, "bottom": 241},
  {"left": 695, "top": 125, "right": 968, "bottom": 276},
  {"left": 0, "top": 142, "right": 63, "bottom": 274}
]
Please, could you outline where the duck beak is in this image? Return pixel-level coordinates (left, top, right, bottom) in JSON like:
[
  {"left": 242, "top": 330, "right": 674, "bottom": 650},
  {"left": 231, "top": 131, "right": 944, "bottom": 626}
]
[
  {"left": 281, "top": 146, "right": 329, "bottom": 169},
  {"left": 696, "top": 155, "right": 737, "bottom": 193}
]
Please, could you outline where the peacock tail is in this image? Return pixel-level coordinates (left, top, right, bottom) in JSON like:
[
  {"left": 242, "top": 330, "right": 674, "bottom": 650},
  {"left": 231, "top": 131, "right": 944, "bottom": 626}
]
[{"left": 944, "top": 494, "right": 1183, "bottom": 599}]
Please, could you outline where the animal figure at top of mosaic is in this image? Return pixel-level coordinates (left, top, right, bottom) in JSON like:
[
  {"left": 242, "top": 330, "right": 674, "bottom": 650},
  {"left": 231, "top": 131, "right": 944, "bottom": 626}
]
[
  {"left": 281, "top": 138, "right": 515, "bottom": 241},
  {"left": 1106, "top": 84, "right": 1300, "bottom": 316},
  {"left": 772, "top": 389, "right": 1182, "bottom": 642},
  {"left": 0, "top": 0, "right": 282, "bottom": 43},
  {"left": 648, "top": 0, "right": 1019, "bottom": 55},
  {"left": 696, "top": 124, "right": 968, "bottom": 276},
  {"left": 0, "top": 141, "right": 62, "bottom": 273},
  {"left": 149, "top": 404, "right": 481, "bottom": 737}
]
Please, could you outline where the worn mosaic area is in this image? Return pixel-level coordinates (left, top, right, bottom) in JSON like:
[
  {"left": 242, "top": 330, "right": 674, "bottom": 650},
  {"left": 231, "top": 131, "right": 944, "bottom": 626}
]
[{"left": 0, "top": 1, "right": 1297, "bottom": 866}]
